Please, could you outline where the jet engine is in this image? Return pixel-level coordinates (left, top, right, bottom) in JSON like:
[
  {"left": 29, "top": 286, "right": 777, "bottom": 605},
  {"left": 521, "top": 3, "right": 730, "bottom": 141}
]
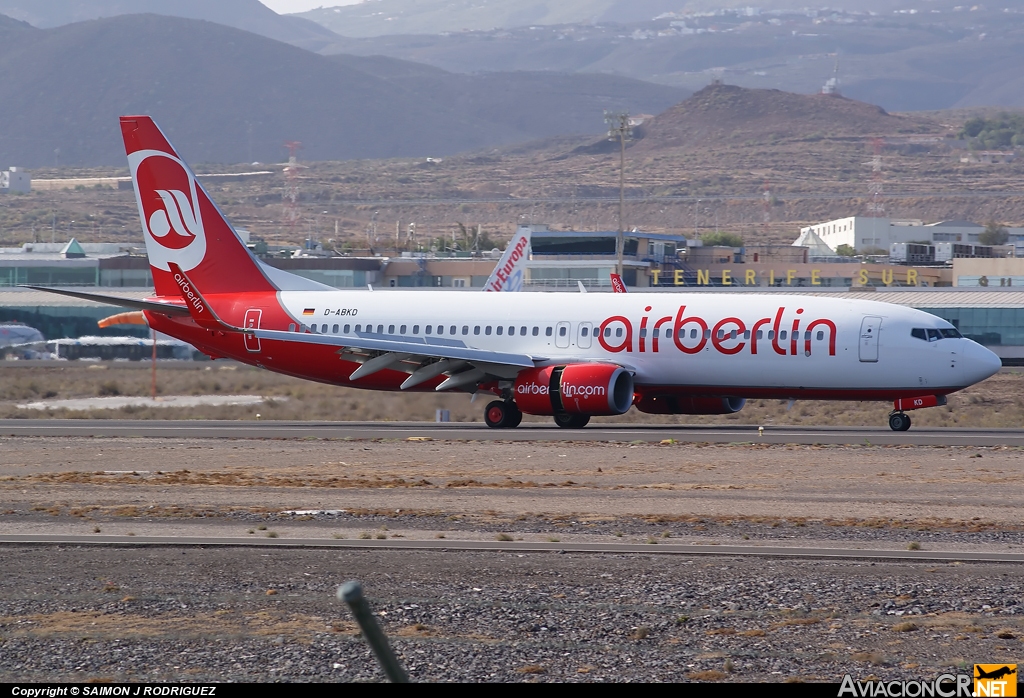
[
  {"left": 514, "top": 364, "right": 634, "bottom": 416},
  {"left": 633, "top": 394, "right": 746, "bottom": 415}
]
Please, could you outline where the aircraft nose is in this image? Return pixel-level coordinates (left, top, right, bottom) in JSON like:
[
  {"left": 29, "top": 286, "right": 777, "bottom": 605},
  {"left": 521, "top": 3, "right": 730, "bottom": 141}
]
[{"left": 963, "top": 340, "right": 1001, "bottom": 386}]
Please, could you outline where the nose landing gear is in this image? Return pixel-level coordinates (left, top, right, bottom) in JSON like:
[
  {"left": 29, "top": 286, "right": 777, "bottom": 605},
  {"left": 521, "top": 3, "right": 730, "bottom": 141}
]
[{"left": 888, "top": 412, "right": 912, "bottom": 432}]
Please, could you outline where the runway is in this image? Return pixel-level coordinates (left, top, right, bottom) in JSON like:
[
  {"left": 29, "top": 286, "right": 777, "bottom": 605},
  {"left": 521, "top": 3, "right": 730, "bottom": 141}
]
[
  {"left": 4, "top": 418, "right": 1024, "bottom": 445},
  {"left": 4, "top": 533, "right": 1023, "bottom": 563}
]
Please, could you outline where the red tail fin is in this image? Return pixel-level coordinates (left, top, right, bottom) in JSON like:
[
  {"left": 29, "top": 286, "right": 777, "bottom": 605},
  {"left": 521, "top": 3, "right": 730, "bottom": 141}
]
[{"left": 120, "top": 116, "right": 275, "bottom": 298}]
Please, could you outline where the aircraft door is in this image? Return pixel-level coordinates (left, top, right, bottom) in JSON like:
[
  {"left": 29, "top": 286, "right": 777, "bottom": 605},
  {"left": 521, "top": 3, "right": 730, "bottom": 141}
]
[
  {"left": 577, "top": 321, "right": 593, "bottom": 349},
  {"left": 555, "top": 321, "right": 571, "bottom": 349},
  {"left": 859, "top": 316, "right": 882, "bottom": 362},
  {"left": 244, "top": 309, "right": 262, "bottom": 352}
]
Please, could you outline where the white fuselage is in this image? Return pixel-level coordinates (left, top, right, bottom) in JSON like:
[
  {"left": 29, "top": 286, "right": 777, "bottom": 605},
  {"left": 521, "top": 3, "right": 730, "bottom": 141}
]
[{"left": 273, "top": 290, "right": 1000, "bottom": 397}]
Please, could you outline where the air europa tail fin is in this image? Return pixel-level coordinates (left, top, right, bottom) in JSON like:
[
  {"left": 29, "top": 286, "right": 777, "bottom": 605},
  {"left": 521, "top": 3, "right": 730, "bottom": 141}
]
[
  {"left": 483, "top": 226, "right": 531, "bottom": 292},
  {"left": 120, "top": 116, "right": 278, "bottom": 298}
]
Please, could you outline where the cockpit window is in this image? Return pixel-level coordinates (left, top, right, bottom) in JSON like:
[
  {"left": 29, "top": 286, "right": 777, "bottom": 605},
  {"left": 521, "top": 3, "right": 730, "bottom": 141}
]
[
  {"left": 940, "top": 328, "right": 962, "bottom": 339},
  {"left": 927, "top": 329, "right": 942, "bottom": 341},
  {"left": 911, "top": 328, "right": 926, "bottom": 341}
]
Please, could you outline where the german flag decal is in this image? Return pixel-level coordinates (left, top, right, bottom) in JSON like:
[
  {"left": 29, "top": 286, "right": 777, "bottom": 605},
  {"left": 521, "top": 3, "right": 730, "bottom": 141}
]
[{"left": 302, "top": 308, "right": 315, "bottom": 316}]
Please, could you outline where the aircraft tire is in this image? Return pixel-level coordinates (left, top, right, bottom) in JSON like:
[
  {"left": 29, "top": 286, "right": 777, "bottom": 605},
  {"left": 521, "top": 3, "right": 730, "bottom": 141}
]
[
  {"left": 889, "top": 413, "right": 911, "bottom": 432},
  {"left": 554, "top": 413, "right": 590, "bottom": 429},
  {"left": 485, "top": 400, "right": 521, "bottom": 429}
]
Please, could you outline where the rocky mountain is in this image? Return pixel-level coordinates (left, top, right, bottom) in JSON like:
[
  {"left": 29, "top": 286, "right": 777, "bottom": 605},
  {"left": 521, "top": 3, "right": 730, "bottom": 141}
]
[
  {"left": 0, "top": 13, "right": 687, "bottom": 167},
  {"left": 0, "top": 0, "right": 341, "bottom": 51}
]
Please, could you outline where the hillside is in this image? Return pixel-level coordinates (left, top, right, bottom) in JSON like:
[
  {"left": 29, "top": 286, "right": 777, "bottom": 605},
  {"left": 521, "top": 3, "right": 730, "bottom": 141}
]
[
  {"left": 631, "top": 84, "right": 939, "bottom": 152},
  {"left": 298, "top": 0, "right": 925, "bottom": 38},
  {"left": 0, "top": 0, "right": 340, "bottom": 51},
  {"left": 0, "top": 13, "right": 687, "bottom": 167}
]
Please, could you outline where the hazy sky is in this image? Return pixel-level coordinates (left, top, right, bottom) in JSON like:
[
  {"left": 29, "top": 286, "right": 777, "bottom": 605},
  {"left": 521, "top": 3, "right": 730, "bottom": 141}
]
[{"left": 261, "top": 0, "right": 362, "bottom": 13}]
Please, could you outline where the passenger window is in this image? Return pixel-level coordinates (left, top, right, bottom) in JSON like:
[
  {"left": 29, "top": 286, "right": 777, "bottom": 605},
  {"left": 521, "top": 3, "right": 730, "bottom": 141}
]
[
  {"left": 546, "top": 327, "right": 553, "bottom": 337},
  {"left": 288, "top": 323, "right": 295, "bottom": 332},
  {"left": 400, "top": 325, "right": 407, "bottom": 334},
  {"left": 560, "top": 327, "right": 568, "bottom": 337},
  {"left": 485, "top": 326, "right": 492, "bottom": 335},
  {"left": 300, "top": 324, "right": 307, "bottom": 333},
  {"left": 768, "top": 330, "right": 775, "bottom": 340},
  {"left": 927, "top": 329, "right": 941, "bottom": 341},
  {"left": 343, "top": 324, "right": 350, "bottom": 333},
  {"left": 703, "top": 329, "right": 711, "bottom": 339},
  {"left": 604, "top": 327, "right": 611, "bottom": 338},
  {"left": 496, "top": 326, "right": 503, "bottom": 336},
  {"left": 640, "top": 328, "right": 647, "bottom": 338},
  {"left": 532, "top": 327, "right": 539, "bottom": 336},
  {"left": 804, "top": 331, "right": 810, "bottom": 340},
  {"left": 817, "top": 331, "right": 824, "bottom": 341},
  {"left": 437, "top": 325, "right": 444, "bottom": 335},
  {"left": 581, "top": 327, "right": 589, "bottom": 337},
  {"left": 756, "top": 330, "right": 763, "bottom": 339},
  {"left": 354, "top": 324, "right": 361, "bottom": 332},
  {"left": 412, "top": 325, "right": 419, "bottom": 334},
  {"left": 690, "top": 329, "right": 697, "bottom": 339},
  {"left": 462, "top": 326, "right": 469, "bottom": 335},
  {"left": 322, "top": 324, "right": 328, "bottom": 333},
  {"left": 780, "top": 331, "right": 787, "bottom": 340},
  {"left": 743, "top": 330, "right": 750, "bottom": 339},
  {"left": 388, "top": 325, "right": 395, "bottom": 334},
  {"left": 425, "top": 325, "right": 432, "bottom": 334},
  {"left": 451, "top": 325, "right": 457, "bottom": 335},
  {"left": 520, "top": 326, "right": 527, "bottom": 336},
  {"left": 332, "top": 324, "right": 339, "bottom": 334},
  {"left": 508, "top": 326, "right": 514, "bottom": 336},
  {"left": 650, "top": 329, "right": 657, "bottom": 338},
  {"left": 615, "top": 328, "right": 622, "bottom": 338},
  {"left": 730, "top": 330, "right": 737, "bottom": 339},
  {"left": 716, "top": 330, "right": 724, "bottom": 340},
  {"left": 665, "top": 328, "right": 673, "bottom": 338},
  {"left": 474, "top": 326, "right": 480, "bottom": 335}
]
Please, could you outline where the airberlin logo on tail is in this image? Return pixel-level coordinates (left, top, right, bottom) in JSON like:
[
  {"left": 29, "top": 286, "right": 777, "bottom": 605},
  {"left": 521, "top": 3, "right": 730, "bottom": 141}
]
[
  {"left": 127, "top": 150, "right": 207, "bottom": 272},
  {"left": 172, "top": 272, "right": 205, "bottom": 315}
]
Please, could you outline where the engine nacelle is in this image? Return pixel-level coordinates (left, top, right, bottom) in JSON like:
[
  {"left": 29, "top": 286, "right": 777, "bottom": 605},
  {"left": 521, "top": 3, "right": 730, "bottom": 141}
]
[
  {"left": 514, "top": 364, "right": 634, "bottom": 416},
  {"left": 633, "top": 394, "right": 746, "bottom": 415}
]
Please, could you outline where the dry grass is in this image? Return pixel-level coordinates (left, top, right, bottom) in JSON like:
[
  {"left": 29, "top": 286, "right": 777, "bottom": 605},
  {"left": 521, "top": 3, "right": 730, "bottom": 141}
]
[{"left": 3, "top": 363, "right": 1024, "bottom": 428}]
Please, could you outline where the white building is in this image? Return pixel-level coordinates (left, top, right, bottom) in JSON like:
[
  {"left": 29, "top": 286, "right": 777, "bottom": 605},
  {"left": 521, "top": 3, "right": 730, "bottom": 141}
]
[
  {"left": 0, "top": 167, "right": 30, "bottom": 193},
  {"left": 801, "top": 217, "right": 1024, "bottom": 254}
]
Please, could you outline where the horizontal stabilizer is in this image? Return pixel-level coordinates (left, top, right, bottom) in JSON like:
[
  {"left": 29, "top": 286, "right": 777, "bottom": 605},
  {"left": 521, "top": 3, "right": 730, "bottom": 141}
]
[{"left": 21, "top": 285, "right": 190, "bottom": 317}]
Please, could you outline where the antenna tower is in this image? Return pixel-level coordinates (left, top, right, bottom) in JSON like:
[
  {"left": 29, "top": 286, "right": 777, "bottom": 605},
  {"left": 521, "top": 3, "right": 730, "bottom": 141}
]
[
  {"left": 867, "top": 137, "right": 885, "bottom": 217},
  {"left": 283, "top": 141, "right": 304, "bottom": 235},
  {"left": 761, "top": 180, "right": 771, "bottom": 239}
]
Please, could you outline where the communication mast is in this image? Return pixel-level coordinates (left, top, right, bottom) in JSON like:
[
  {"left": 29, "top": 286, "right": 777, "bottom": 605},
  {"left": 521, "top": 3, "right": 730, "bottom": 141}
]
[
  {"left": 283, "top": 141, "right": 304, "bottom": 235},
  {"left": 604, "top": 111, "right": 632, "bottom": 277},
  {"left": 762, "top": 180, "right": 772, "bottom": 239},
  {"left": 867, "top": 137, "right": 885, "bottom": 217}
]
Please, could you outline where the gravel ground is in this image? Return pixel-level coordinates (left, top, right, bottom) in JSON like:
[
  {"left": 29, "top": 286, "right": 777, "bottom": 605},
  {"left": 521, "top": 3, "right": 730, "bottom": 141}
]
[
  {"left": 0, "top": 547, "right": 1022, "bottom": 683},
  {"left": 1, "top": 437, "right": 1022, "bottom": 682}
]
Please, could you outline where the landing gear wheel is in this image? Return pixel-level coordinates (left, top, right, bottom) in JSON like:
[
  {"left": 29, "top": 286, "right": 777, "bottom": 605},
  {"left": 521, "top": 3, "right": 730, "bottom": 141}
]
[
  {"left": 554, "top": 413, "right": 590, "bottom": 429},
  {"left": 889, "top": 413, "right": 911, "bottom": 432},
  {"left": 485, "top": 400, "right": 521, "bottom": 429}
]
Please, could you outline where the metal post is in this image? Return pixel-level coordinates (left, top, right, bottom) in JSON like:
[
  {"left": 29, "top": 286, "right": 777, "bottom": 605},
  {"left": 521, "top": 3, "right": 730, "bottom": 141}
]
[{"left": 337, "top": 581, "right": 409, "bottom": 683}]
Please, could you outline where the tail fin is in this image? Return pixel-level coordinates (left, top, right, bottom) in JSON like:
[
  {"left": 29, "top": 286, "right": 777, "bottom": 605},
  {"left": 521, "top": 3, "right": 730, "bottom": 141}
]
[
  {"left": 483, "top": 226, "right": 531, "bottom": 292},
  {"left": 610, "top": 272, "right": 627, "bottom": 293},
  {"left": 120, "top": 116, "right": 276, "bottom": 298}
]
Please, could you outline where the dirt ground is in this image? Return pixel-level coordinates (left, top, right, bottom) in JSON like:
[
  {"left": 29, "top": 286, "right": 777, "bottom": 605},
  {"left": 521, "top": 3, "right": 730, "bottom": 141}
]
[{"left": 3, "top": 362, "right": 1024, "bottom": 428}]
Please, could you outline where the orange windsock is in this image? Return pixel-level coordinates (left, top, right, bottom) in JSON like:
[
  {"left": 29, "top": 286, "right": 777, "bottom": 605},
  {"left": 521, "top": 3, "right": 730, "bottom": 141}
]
[{"left": 97, "top": 311, "right": 148, "bottom": 328}]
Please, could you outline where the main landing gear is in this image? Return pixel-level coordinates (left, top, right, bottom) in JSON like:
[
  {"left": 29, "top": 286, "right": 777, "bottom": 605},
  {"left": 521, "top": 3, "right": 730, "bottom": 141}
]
[
  {"left": 482, "top": 401, "right": 591, "bottom": 429},
  {"left": 484, "top": 400, "right": 522, "bottom": 429},
  {"left": 888, "top": 412, "right": 912, "bottom": 432}
]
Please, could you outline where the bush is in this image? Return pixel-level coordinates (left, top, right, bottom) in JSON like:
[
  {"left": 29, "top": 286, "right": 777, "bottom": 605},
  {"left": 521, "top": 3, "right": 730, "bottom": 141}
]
[{"left": 701, "top": 231, "right": 743, "bottom": 248}]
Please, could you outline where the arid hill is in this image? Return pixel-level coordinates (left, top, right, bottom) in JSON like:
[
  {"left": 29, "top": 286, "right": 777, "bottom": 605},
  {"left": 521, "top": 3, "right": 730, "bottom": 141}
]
[
  {"left": 0, "top": 13, "right": 685, "bottom": 167},
  {"left": 632, "top": 84, "right": 941, "bottom": 153}
]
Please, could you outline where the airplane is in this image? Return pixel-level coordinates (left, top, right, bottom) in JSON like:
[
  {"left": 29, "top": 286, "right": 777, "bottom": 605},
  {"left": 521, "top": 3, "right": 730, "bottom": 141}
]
[{"left": 28, "top": 116, "right": 1002, "bottom": 431}]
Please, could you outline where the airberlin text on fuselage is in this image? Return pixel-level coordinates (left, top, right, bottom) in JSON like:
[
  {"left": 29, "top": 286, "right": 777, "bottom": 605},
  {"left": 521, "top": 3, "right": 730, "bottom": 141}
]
[{"left": 597, "top": 305, "right": 838, "bottom": 357}]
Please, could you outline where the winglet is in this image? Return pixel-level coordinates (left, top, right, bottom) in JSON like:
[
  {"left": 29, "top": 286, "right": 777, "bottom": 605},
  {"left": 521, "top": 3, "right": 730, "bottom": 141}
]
[
  {"left": 610, "top": 273, "right": 627, "bottom": 293},
  {"left": 167, "top": 262, "right": 243, "bottom": 333}
]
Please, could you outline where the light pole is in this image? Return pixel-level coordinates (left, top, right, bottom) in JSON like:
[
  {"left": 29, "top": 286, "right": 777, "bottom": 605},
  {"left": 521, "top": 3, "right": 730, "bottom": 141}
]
[{"left": 604, "top": 111, "right": 632, "bottom": 277}]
